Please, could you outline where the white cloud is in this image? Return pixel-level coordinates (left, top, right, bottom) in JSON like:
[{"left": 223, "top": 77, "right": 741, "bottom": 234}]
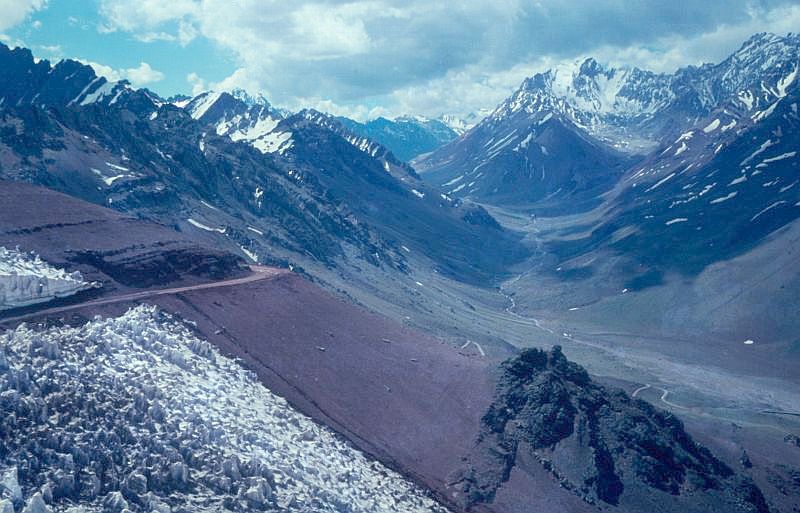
[
  {"left": 591, "top": 4, "right": 800, "bottom": 73},
  {"left": 37, "top": 44, "right": 62, "bottom": 58},
  {"left": 125, "top": 62, "right": 166, "bottom": 85},
  {"left": 186, "top": 72, "right": 206, "bottom": 96},
  {"left": 83, "top": 60, "right": 166, "bottom": 86},
  {"left": 98, "top": 0, "right": 800, "bottom": 119},
  {"left": 99, "top": 0, "right": 200, "bottom": 32},
  {"left": 0, "top": 0, "right": 47, "bottom": 32}
]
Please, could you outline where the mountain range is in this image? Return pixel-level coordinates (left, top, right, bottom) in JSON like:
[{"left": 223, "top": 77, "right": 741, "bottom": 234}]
[
  {"left": 417, "top": 32, "right": 799, "bottom": 211},
  {"left": 0, "top": 31, "right": 799, "bottom": 513}
]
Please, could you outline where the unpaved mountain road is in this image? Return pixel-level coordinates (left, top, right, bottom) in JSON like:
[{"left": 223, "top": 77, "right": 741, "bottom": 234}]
[{"left": 0, "top": 265, "right": 289, "bottom": 327}]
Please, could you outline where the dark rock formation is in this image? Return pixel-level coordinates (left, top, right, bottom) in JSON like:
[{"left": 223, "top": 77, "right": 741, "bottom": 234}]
[{"left": 453, "top": 346, "right": 770, "bottom": 513}]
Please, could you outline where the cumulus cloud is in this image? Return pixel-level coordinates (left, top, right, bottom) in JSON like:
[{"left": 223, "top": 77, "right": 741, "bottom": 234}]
[
  {"left": 0, "top": 0, "right": 47, "bottom": 32},
  {"left": 97, "top": 0, "right": 800, "bottom": 118},
  {"left": 83, "top": 60, "right": 166, "bottom": 86},
  {"left": 186, "top": 72, "right": 206, "bottom": 96},
  {"left": 125, "top": 62, "right": 166, "bottom": 85}
]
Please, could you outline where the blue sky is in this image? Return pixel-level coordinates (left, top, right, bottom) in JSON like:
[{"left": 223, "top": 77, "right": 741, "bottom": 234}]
[
  {"left": 2, "top": 1, "right": 235, "bottom": 97},
  {"left": 2, "top": 1, "right": 799, "bottom": 120}
]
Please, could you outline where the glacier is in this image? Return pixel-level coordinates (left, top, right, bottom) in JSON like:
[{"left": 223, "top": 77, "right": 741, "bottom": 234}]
[
  {"left": 0, "top": 305, "right": 448, "bottom": 513},
  {"left": 0, "top": 247, "right": 95, "bottom": 312}
]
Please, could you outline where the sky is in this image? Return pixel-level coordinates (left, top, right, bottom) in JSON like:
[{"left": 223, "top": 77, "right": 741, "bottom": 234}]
[{"left": 1, "top": 0, "right": 799, "bottom": 121}]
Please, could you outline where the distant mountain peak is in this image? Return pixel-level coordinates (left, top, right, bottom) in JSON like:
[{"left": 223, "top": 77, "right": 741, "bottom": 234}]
[
  {"left": 335, "top": 114, "right": 459, "bottom": 162},
  {"left": 230, "top": 87, "right": 272, "bottom": 108},
  {"left": 417, "top": 32, "right": 800, "bottom": 209}
]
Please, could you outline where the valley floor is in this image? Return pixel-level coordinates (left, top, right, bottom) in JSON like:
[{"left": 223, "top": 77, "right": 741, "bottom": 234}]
[{"left": 290, "top": 199, "right": 800, "bottom": 511}]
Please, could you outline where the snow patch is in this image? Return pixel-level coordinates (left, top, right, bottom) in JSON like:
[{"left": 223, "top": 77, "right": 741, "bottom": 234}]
[
  {"left": 105, "top": 161, "right": 129, "bottom": 172},
  {"left": 729, "top": 175, "right": 748, "bottom": 186},
  {"left": 91, "top": 168, "right": 128, "bottom": 186},
  {"left": 740, "top": 140, "right": 775, "bottom": 166},
  {"left": 189, "top": 91, "right": 222, "bottom": 120},
  {"left": 0, "top": 247, "right": 95, "bottom": 311},
  {"left": 777, "top": 66, "right": 797, "bottom": 98},
  {"left": 645, "top": 172, "right": 675, "bottom": 193},
  {"left": 240, "top": 246, "right": 258, "bottom": 263},
  {"left": 252, "top": 131, "right": 293, "bottom": 155},
  {"left": 751, "top": 201, "right": 788, "bottom": 222},
  {"left": 442, "top": 175, "right": 463, "bottom": 187},
  {"left": 751, "top": 100, "right": 780, "bottom": 122},
  {"left": 79, "top": 81, "right": 116, "bottom": 106},
  {"left": 187, "top": 218, "right": 226, "bottom": 234},
  {"left": 761, "top": 151, "right": 796, "bottom": 164},
  {"left": 738, "top": 91, "right": 754, "bottom": 110},
  {"left": 665, "top": 218, "right": 688, "bottom": 226},
  {"left": 702, "top": 119, "right": 720, "bottom": 133},
  {"left": 710, "top": 192, "right": 737, "bottom": 204}
]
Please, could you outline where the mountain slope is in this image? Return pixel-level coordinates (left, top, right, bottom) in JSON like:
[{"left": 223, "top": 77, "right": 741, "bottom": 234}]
[
  {"left": 545, "top": 43, "right": 800, "bottom": 282},
  {"left": 419, "top": 108, "right": 634, "bottom": 212},
  {"left": 0, "top": 43, "right": 527, "bottom": 287},
  {"left": 417, "top": 33, "right": 800, "bottom": 211},
  {"left": 338, "top": 116, "right": 458, "bottom": 162},
  {"left": 176, "top": 91, "right": 527, "bottom": 284},
  {"left": 0, "top": 304, "right": 449, "bottom": 513}
]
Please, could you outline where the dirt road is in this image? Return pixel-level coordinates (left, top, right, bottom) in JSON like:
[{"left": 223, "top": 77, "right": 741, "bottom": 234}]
[{"left": 0, "top": 265, "right": 288, "bottom": 326}]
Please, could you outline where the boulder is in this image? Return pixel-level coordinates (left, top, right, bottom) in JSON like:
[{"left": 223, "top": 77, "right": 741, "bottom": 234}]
[
  {"left": 168, "top": 462, "right": 188, "bottom": 486},
  {"left": 20, "top": 493, "right": 50, "bottom": 513},
  {"left": 244, "top": 478, "right": 272, "bottom": 508},
  {"left": 103, "top": 491, "right": 129, "bottom": 513},
  {"left": 0, "top": 468, "right": 22, "bottom": 504},
  {"left": 121, "top": 472, "right": 148, "bottom": 501}
]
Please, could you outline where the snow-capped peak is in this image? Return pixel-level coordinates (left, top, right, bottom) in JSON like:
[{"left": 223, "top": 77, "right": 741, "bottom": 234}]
[
  {"left": 230, "top": 88, "right": 272, "bottom": 108},
  {"left": 517, "top": 58, "right": 672, "bottom": 119},
  {"left": 179, "top": 90, "right": 292, "bottom": 155},
  {"left": 438, "top": 113, "right": 485, "bottom": 135},
  {"left": 484, "top": 32, "right": 800, "bottom": 153}
]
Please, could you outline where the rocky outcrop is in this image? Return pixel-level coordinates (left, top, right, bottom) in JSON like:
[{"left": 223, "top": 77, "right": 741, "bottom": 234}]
[{"left": 452, "top": 347, "right": 770, "bottom": 513}]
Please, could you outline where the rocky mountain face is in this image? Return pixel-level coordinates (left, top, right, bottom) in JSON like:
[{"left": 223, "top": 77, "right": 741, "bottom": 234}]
[
  {"left": 417, "top": 33, "right": 800, "bottom": 212},
  {"left": 550, "top": 79, "right": 800, "bottom": 285},
  {"left": 174, "top": 91, "right": 526, "bottom": 284},
  {"left": 452, "top": 347, "right": 770, "bottom": 513},
  {"left": 515, "top": 33, "right": 800, "bottom": 291},
  {"left": 337, "top": 116, "right": 458, "bottom": 162},
  {"left": 0, "top": 43, "right": 526, "bottom": 287}
]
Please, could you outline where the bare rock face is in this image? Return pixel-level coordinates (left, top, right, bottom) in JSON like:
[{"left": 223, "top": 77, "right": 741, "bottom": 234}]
[{"left": 452, "top": 346, "right": 770, "bottom": 513}]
